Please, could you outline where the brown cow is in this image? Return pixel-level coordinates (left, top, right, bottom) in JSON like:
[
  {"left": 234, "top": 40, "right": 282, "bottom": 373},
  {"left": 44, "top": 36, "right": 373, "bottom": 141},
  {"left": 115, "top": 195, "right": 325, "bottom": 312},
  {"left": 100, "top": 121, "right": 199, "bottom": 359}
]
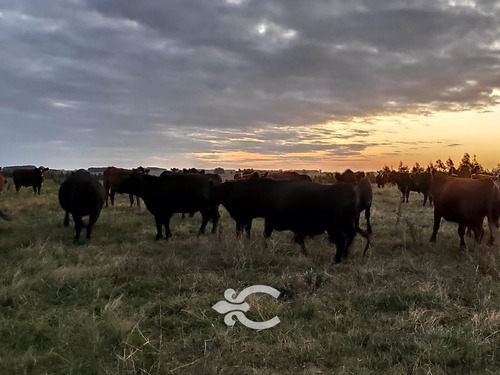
[
  {"left": 335, "top": 169, "right": 373, "bottom": 233},
  {"left": 429, "top": 171, "right": 500, "bottom": 249},
  {"left": 103, "top": 166, "right": 150, "bottom": 207},
  {"left": 13, "top": 166, "right": 49, "bottom": 195}
]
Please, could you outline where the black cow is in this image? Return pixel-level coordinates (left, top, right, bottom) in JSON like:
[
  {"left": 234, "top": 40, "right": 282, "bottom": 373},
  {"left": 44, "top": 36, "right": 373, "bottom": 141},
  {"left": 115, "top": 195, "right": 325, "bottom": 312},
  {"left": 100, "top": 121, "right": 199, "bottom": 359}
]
[
  {"left": 409, "top": 172, "right": 433, "bottom": 206},
  {"left": 117, "top": 172, "right": 219, "bottom": 239},
  {"left": 335, "top": 169, "right": 373, "bottom": 234},
  {"left": 58, "top": 170, "right": 106, "bottom": 242},
  {"left": 388, "top": 171, "right": 411, "bottom": 203},
  {"left": 13, "top": 166, "right": 49, "bottom": 194},
  {"left": 212, "top": 176, "right": 370, "bottom": 262},
  {"left": 376, "top": 171, "right": 388, "bottom": 188}
]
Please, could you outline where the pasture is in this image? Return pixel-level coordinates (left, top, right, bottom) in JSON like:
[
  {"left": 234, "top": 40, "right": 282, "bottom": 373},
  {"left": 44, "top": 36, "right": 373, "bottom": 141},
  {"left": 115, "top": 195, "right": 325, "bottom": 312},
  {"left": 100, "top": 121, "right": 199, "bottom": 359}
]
[{"left": 0, "top": 177, "right": 500, "bottom": 375}]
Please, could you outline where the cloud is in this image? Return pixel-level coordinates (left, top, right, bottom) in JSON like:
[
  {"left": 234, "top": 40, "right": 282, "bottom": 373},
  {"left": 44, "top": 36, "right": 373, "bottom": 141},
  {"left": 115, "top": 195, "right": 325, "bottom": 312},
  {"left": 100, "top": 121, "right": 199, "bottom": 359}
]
[{"left": 0, "top": 0, "right": 499, "bottom": 168}]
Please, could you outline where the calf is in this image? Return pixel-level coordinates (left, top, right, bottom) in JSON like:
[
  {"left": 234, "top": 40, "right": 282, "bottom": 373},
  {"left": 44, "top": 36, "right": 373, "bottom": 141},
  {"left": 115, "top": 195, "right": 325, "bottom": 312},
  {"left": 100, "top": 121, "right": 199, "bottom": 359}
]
[
  {"left": 58, "top": 170, "right": 106, "bottom": 242},
  {"left": 13, "top": 166, "right": 49, "bottom": 195}
]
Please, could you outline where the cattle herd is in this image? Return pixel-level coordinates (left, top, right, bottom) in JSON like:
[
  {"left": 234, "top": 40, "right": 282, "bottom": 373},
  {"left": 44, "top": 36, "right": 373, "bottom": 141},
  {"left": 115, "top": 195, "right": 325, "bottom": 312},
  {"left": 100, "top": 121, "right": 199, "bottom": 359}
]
[{"left": 1, "top": 164, "right": 500, "bottom": 263}]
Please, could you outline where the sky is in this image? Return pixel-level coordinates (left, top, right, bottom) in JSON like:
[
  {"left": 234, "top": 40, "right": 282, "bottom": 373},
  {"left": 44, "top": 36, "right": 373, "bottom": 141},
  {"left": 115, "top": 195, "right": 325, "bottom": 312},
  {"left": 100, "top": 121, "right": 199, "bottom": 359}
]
[{"left": 1, "top": 0, "right": 499, "bottom": 171}]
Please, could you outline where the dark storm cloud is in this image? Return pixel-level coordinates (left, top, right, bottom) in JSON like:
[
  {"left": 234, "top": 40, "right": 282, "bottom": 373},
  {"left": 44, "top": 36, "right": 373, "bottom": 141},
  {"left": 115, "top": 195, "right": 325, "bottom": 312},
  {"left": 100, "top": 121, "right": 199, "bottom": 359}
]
[{"left": 0, "top": 0, "right": 499, "bottom": 167}]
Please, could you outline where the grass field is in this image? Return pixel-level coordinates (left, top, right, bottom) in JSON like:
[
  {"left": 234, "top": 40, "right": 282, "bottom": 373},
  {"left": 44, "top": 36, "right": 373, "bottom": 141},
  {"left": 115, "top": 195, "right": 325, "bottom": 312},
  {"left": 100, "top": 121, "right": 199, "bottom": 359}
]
[{"left": 0, "top": 178, "right": 500, "bottom": 374}]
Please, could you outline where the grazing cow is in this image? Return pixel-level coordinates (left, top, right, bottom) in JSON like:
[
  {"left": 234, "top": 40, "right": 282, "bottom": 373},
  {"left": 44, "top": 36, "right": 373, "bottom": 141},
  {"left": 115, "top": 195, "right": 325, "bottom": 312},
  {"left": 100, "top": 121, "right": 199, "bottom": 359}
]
[
  {"left": 266, "top": 171, "right": 312, "bottom": 182},
  {"left": 117, "top": 172, "right": 219, "bottom": 239},
  {"left": 58, "top": 170, "right": 106, "bottom": 242},
  {"left": 376, "top": 171, "right": 388, "bottom": 188},
  {"left": 12, "top": 166, "right": 49, "bottom": 195},
  {"left": 212, "top": 176, "right": 370, "bottom": 262},
  {"left": 103, "top": 166, "right": 150, "bottom": 207},
  {"left": 408, "top": 172, "right": 433, "bottom": 206},
  {"left": 183, "top": 168, "right": 205, "bottom": 174},
  {"left": 429, "top": 171, "right": 500, "bottom": 249},
  {"left": 234, "top": 170, "right": 267, "bottom": 180},
  {"left": 335, "top": 169, "right": 373, "bottom": 233},
  {"left": 388, "top": 171, "right": 411, "bottom": 203}
]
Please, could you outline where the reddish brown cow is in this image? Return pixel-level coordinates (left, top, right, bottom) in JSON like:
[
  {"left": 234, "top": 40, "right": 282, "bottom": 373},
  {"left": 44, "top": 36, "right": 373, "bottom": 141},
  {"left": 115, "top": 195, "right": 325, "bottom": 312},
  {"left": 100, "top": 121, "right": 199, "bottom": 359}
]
[
  {"left": 13, "top": 166, "right": 49, "bottom": 195},
  {"left": 103, "top": 166, "right": 150, "bottom": 207},
  {"left": 430, "top": 171, "right": 500, "bottom": 249}
]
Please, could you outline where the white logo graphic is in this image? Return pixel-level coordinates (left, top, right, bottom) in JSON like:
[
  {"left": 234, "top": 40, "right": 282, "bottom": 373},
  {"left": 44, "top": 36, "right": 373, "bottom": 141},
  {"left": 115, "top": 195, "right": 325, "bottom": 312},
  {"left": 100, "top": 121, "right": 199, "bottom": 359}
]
[{"left": 212, "top": 285, "right": 281, "bottom": 330}]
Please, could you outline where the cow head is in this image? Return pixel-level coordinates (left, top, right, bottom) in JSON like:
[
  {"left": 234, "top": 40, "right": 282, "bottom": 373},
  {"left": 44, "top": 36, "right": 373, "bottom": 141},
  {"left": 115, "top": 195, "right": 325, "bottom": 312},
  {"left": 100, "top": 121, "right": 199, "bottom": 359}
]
[{"left": 335, "top": 169, "right": 357, "bottom": 184}]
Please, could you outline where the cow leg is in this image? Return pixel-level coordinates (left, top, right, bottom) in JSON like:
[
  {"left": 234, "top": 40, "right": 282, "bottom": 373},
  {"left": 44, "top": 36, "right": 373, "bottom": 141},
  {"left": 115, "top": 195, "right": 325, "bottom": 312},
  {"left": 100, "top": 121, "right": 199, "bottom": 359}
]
[
  {"left": 235, "top": 221, "right": 243, "bottom": 238},
  {"left": 38, "top": 186, "right": 41, "bottom": 195},
  {"left": 423, "top": 194, "right": 428, "bottom": 206},
  {"left": 86, "top": 211, "right": 100, "bottom": 240},
  {"left": 429, "top": 196, "right": 433, "bottom": 207},
  {"left": 405, "top": 190, "right": 409, "bottom": 203},
  {"left": 430, "top": 211, "right": 442, "bottom": 243},
  {"left": 63, "top": 212, "right": 70, "bottom": 227},
  {"left": 128, "top": 194, "right": 134, "bottom": 207},
  {"left": 164, "top": 215, "right": 173, "bottom": 239},
  {"left": 292, "top": 233, "right": 308, "bottom": 254},
  {"left": 244, "top": 221, "right": 252, "bottom": 239},
  {"left": 199, "top": 210, "right": 209, "bottom": 235},
  {"left": 487, "top": 219, "right": 495, "bottom": 246},
  {"left": 328, "top": 230, "right": 346, "bottom": 263},
  {"left": 15, "top": 184, "right": 21, "bottom": 193},
  {"left": 458, "top": 224, "right": 467, "bottom": 250},
  {"left": 33, "top": 186, "right": 37, "bottom": 195},
  {"left": 110, "top": 189, "right": 115, "bottom": 206},
  {"left": 155, "top": 216, "right": 163, "bottom": 240},
  {"left": 365, "top": 208, "right": 372, "bottom": 234},
  {"left": 210, "top": 206, "right": 220, "bottom": 234},
  {"left": 73, "top": 215, "right": 83, "bottom": 243}
]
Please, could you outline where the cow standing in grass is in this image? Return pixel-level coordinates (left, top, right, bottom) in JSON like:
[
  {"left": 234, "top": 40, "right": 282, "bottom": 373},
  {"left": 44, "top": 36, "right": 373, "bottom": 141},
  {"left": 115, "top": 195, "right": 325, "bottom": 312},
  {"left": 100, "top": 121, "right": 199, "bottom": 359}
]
[
  {"left": 117, "top": 172, "right": 219, "bottom": 240},
  {"left": 335, "top": 169, "right": 373, "bottom": 234},
  {"left": 212, "top": 175, "right": 370, "bottom": 262},
  {"left": 58, "top": 169, "right": 106, "bottom": 242},
  {"left": 13, "top": 166, "right": 49, "bottom": 195},
  {"left": 429, "top": 171, "right": 500, "bottom": 249},
  {"left": 103, "top": 166, "right": 150, "bottom": 207}
]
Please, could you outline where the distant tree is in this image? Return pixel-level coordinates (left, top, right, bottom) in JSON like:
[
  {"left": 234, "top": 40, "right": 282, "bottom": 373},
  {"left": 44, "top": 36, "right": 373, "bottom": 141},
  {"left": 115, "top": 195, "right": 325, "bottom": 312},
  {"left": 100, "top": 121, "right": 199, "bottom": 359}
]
[
  {"left": 398, "top": 161, "right": 409, "bottom": 172},
  {"left": 445, "top": 157, "right": 455, "bottom": 170},
  {"left": 426, "top": 161, "right": 435, "bottom": 172},
  {"left": 460, "top": 152, "right": 472, "bottom": 167},
  {"left": 434, "top": 159, "right": 447, "bottom": 172},
  {"left": 411, "top": 162, "right": 424, "bottom": 173},
  {"left": 471, "top": 154, "right": 483, "bottom": 172}
]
